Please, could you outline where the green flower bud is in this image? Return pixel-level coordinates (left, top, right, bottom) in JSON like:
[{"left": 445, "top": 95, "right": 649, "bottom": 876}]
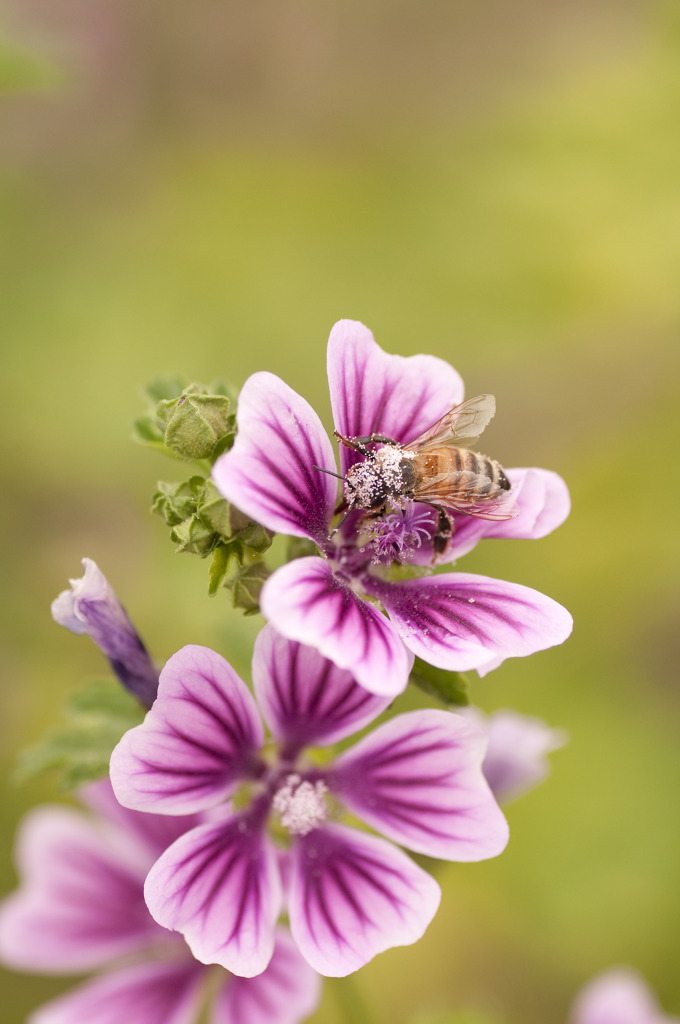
[
  {"left": 158, "top": 386, "right": 234, "bottom": 461},
  {"left": 169, "top": 514, "right": 218, "bottom": 557}
]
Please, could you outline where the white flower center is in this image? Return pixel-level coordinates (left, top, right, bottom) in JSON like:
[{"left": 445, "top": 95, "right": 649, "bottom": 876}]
[{"left": 272, "top": 773, "right": 328, "bottom": 836}]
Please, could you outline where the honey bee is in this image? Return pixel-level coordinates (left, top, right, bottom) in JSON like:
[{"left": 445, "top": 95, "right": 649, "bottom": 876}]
[{"left": 334, "top": 394, "right": 517, "bottom": 554}]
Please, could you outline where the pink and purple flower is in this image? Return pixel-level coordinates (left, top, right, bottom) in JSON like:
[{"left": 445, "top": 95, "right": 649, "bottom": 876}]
[
  {"left": 570, "top": 967, "right": 679, "bottom": 1024},
  {"left": 109, "top": 626, "right": 509, "bottom": 978},
  {"left": 0, "top": 779, "right": 320, "bottom": 1024},
  {"left": 212, "top": 319, "right": 572, "bottom": 696}
]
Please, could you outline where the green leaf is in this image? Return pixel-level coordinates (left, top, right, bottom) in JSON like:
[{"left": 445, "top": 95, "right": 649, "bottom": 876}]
[
  {"left": 132, "top": 414, "right": 166, "bottom": 449},
  {"left": 208, "top": 543, "right": 230, "bottom": 596},
  {"left": 14, "top": 680, "right": 144, "bottom": 791},
  {"left": 409, "top": 657, "right": 470, "bottom": 706}
]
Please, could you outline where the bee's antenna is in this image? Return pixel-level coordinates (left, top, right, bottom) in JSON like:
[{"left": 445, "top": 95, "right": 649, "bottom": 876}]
[{"left": 313, "top": 465, "right": 346, "bottom": 481}]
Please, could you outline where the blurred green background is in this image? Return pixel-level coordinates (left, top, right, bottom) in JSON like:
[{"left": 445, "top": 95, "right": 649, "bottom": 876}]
[{"left": 2, "top": 1, "right": 679, "bottom": 1021}]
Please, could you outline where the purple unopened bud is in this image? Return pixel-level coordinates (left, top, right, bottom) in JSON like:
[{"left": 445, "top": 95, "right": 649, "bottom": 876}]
[
  {"left": 464, "top": 707, "right": 567, "bottom": 804},
  {"left": 51, "top": 558, "right": 159, "bottom": 708}
]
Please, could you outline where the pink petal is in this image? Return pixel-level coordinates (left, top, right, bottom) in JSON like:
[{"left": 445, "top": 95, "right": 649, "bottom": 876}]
[
  {"left": 464, "top": 707, "right": 567, "bottom": 804},
  {"left": 110, "top": 645, "right": 265, "bottom": 816},
  {"left": 252, "top": 624, "right": 391, "bottom": 756},
  {"left": 0, "top": 807, "right": 161, "bottom": 973},
  {"left": 448, "top": 467, "right": 571, "bottom": 560},
  {"left": 30, "top": 960, "right": 205, "bottom": 1024},
  {"left": 570, "top": 967, "right": 678, "bottom": 1024},
  {"left": 366, "top": 572, "right": 573, "bottom": 674},
  {"left": 79, "top": 778, "right": 208, "bottom": 860},
  {"left": 331, "top": 709, "right": 508, "bottom": 860},
  {"left": 144, "top": 808, "right": 281, "bottom": 978},
  {"left": 212, "top": 372, "right": 337, "bottom": 543},
  {"left": 288, "top": 823, "right": 440, "bottom": 976},
  {"left": 409, "top": 467, "right": 571, "bottom": 565},
  {"left": 260, "top": 557, "right": 413, "bottom": 697},
  {"left": 213, "top": 928, "right": 322, "bottom": 1024},
  {"left": 327, "top": 319, "right": 464, "bottom": 474}
]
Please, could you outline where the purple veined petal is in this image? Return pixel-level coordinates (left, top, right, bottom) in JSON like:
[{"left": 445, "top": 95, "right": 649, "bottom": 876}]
[
  {"left": 212, "top": 371, "right": 337, "bottom": 543},
  {"left": 288, "top": 822, "right": 440, "bottom": 977},
  {"left": 80, "top": 778, "right": 207, "bottom": 861},
  {"left": 29, "top": 959, "right": 205, "bottom": 1024},
  {"left": 472, "top": 467, "right": 571, "bottom": 542},
  {"left": 260, "top": 557, "right": 413, "bottom": 697},
  {"left": 327, "top": 320, "right": 465, "bottom": 475},
  {"left": 144, "top": 806, "right": 282, "bottom": 978},
  {"left": 330, "top": 709, "right": 508, "bottom": 860},
  {"left": 570, "top": 967, "right": 679, "bottom": 1024},
  {"left": 0, "top": 806, "right": 162, "bottom": 974},
  {"left": 110, "top": 645, "right": 265, "bottom": 816},
  {"left": 252, "top": 624, "right": 392, "bottom": 757},
  {"left": 366, "top": 572, "right": 573, "bottom": 674},
  {"left": 212, "top": 928, "right": 322, "bottom": 1024},
  {"left": 463, "top": 707, "right": 567, "bottom": 804}
]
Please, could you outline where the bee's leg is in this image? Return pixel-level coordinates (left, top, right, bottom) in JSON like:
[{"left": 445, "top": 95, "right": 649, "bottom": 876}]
[
  {"left": 350, "top": 434, "right": 400, "bottom": 447},
  {"left": 433, "top": 509, "right": 453, "bottom": 556},
  {"left": 334, "top": 430, "right": 399, "bottom": 455},
  {"left": 334, "top": 431, "right": 373, "bottom": 457}
]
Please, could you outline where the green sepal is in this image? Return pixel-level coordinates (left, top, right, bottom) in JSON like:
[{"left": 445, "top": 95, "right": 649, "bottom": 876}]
[
  {"left": 13, "top": 680, "right": 144, "bottom": 791},
  {"left": 409, "top": 657, "right": 470, "bottom": 707},
  {"left": 226, "top": 502, "right": 273, "bottom": 553},
  {"left": 223, "top": 554, "right": 270, "bottom": 614},
  {"left": 170, "top": 513, "right": 218, "bottom": 557},
  {"left": 132, "top": 376, "right": 189, "bottom": 452},
  {"left": 152, "top": 476, "right": 273, "bottom": 562},
  {"left": 152, "top": 477, "right": 205, "bottom": 527}
]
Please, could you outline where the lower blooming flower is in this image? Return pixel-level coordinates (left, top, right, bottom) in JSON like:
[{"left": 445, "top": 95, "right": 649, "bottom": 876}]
[
  {"left": 109, "top": 626, "right": 509, "bottom": 978},
  {"left": 212, "top": 319, "right": 573, "bottom": 697},
  {"left": 0, "top": 779, "right": 321, "bottom": 1024},
  {"left": 52, "top": 558, "right": 159, "bottom": 708},
  {"left": 570, "top": 967, "right": 679, "bottom": 1024}
]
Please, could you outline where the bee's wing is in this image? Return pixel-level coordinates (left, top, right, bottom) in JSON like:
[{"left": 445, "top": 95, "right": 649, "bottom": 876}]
[
  {"left": 406, "top": 395, "right": 497, "bottom": 452},
  {"left": 414, "top": 469, "right": 519, "bottom": 521}
]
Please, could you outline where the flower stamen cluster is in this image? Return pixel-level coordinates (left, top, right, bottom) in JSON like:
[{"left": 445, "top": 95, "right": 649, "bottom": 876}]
[
  {"left": 365, "top": 500, "right": 434, "bottom": 564},
  {"left": 272, "top": 774, "right": 329, "bottom": 836}
]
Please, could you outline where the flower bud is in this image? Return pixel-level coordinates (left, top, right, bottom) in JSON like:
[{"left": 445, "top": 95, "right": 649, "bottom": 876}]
[
  {"left": 157, "top": 387, "right": 233, "bottom": 461},
  {"left": 52, "top": 559, "right": 158, "bottom": 708}
]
